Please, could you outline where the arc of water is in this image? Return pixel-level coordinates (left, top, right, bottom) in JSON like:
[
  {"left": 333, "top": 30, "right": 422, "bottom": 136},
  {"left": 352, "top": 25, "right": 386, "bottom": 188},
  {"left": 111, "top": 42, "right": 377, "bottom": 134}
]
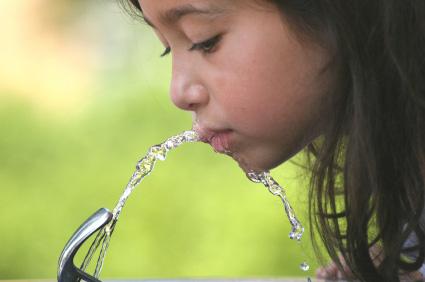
[
  {"left": 247, "top": 171, "right": 304, "bottom": 241},
  {"left": 78, "top": 130, "right": 306, "bottom": 279},
  {"left": 80, "top": 130, "right": 199, "bottom": 278}
]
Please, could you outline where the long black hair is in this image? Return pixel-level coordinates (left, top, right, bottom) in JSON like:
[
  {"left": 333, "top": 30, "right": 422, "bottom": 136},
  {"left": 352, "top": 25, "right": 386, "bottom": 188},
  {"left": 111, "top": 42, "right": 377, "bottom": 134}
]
[{"left": 120, "top": 1, "right": 425, "bottom": 281}]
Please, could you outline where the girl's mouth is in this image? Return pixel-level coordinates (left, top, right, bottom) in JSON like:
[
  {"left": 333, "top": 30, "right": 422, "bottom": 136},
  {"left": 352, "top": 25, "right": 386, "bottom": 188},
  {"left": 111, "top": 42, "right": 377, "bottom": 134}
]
[
  {"left": 209, "top": 130, "right": 232, "bottom": 153},
  {"left": 195, "top": 125, "right": 259, "bottom": 172},
  {"left": 195, "top": 126, "right": 233, "bottom": 154}
]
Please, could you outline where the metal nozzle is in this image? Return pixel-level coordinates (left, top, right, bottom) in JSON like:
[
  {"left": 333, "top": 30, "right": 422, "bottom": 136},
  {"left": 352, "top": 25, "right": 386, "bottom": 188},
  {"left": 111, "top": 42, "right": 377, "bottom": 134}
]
[{"left": 58, "top": 208, "right": 113, "bottom": 282}]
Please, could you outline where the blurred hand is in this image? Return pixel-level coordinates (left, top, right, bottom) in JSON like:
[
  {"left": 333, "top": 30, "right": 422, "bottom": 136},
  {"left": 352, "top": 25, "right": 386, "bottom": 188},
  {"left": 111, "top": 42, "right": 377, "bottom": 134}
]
[{"left": 315, "top": 246, "right": 424, "bottom": 281}]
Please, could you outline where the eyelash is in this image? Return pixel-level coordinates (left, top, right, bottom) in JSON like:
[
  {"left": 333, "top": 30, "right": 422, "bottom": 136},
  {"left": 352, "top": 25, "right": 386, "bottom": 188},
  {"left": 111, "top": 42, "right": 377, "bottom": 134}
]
[{"left": 160, "top": 34, "right": 222, "bottom": 57}]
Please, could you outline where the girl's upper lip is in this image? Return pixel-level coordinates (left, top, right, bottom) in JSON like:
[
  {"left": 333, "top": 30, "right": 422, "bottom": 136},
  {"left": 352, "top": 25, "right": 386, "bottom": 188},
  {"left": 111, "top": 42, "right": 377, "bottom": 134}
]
[{"left": 193, "top": 125, "right": 232, "bottom": 143}]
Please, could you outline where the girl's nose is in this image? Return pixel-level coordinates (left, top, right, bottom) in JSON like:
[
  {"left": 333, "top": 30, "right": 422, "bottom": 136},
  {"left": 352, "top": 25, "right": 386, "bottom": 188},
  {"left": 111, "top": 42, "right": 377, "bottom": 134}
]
[
  {"left": 171, "top": 83, "right": 209, "bottom": 111},
  {"left": 169, "top": 62, "right": 209, "bottom": 111}
]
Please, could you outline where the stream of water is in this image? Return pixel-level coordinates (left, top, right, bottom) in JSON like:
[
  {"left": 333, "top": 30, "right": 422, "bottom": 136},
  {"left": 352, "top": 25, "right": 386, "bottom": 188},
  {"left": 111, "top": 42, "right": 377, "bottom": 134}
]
[
  {"left": 80, "top": 130, "right": 199, "bottom": 278},
  {"left": 247, "top": 171, "right": 309, "bottom": 273},
  {"left": 78, "top": 130, "right": 309, "bottom": 280}
]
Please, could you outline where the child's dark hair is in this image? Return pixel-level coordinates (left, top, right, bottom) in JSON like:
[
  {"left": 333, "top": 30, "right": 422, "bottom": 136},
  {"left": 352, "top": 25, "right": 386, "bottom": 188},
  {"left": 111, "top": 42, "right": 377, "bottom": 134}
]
[{"left": 120, "top": 1, "right": 425, "bottom": 281}]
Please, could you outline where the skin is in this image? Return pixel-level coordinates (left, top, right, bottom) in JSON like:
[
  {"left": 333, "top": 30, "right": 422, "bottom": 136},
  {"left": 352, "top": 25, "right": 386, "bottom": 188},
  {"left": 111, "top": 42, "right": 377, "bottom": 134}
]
[
  {"left": 137, "top": 1, "right": 425, "bottom": 279},
  {"left": 139, "top": 0, "right": 336, "bottom": 173}
]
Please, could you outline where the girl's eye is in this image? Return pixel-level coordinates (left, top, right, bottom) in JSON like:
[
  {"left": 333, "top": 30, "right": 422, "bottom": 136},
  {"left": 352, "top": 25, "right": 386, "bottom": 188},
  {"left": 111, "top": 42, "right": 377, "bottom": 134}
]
[
  {"left": 159, "top": 34, "right": 222, "bottom": 58},
  {"left": 189, "top": 34, "right": 222, "bottom": 54},
  {"left": 160, "top": 47, "right": 171, "bottom": 57}
]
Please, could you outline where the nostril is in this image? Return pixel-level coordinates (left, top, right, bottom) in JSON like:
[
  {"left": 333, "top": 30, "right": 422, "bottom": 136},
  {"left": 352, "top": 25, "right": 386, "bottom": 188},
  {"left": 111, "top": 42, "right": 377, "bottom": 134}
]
[{"left": 170, "top": 81, "right": 209, "bottom": 111}]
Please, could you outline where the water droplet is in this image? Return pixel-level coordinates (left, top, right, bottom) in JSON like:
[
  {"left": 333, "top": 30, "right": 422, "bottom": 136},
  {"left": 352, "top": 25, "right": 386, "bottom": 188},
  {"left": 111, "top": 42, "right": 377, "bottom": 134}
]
[
  {"left": 164, "top": 140, "right": 175, "bottom": 150},
  {"left": 172, "top": 135, "right": 185, "bottom": 145},
  {"left": 182, "top": 130, "right": 199, "bottom": 142},
  {"left": 129, "top": 170, "right": 143, "bottom": 186},
  {"left": 269, "top": 183, "right": 282, "bottom": 195},
  {"left": 149, "top": 145, "right": 167, "bottom": 161},
  {"left": 136, "top": 158, "right": 154, "bottom": 175},
  {"left": 300, "top": 262, "right": 310, "bottom": 271},
  {"left": 289, "top": 225, "right": 304, "bottom": 241},
  {"left": 246, "top": 171, "right": 265, "bottom": 183}
]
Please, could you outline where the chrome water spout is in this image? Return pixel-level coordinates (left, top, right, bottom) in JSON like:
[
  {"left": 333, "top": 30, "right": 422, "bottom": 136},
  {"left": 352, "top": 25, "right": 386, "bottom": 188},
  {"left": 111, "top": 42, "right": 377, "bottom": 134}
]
[{"left": 58, "top": 208, "right": 113, "bottom": 282}]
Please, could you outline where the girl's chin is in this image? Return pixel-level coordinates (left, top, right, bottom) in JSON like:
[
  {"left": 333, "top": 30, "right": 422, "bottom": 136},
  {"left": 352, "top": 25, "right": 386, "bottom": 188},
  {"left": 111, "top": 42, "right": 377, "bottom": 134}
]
[
  {"left": 230, "top": 153, "right": 274, "bottom": 174},
  {"left": 229, "top": 147, "right": 289, "bottom": 174},
  {"left": 221, "top": 139, "right": 289, "bottom": 174}
]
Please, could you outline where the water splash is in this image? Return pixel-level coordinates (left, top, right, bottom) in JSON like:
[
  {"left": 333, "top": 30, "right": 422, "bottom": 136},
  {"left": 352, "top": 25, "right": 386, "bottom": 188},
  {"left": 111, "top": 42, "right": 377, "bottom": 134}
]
[
  {"left": 78, "top": 130, "right": 309, "bottom": 279},
  {"left": 80, "top": 130, "right": 199, "bottom": 278},
  {"left": 300, "top": 261, "right": 310, "bottom": 271},
  {"left": 247, "top": 171, "right": 304, "bottom": 241},
  {"left": 247, "top": 171, "right": 310, "bottom": 278}
]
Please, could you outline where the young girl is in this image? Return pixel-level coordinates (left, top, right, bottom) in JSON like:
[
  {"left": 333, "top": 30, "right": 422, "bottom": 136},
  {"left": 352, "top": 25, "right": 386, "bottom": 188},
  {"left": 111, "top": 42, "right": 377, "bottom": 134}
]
[{"left": 119, "top": 0, "right": 425, "bottom": 281}]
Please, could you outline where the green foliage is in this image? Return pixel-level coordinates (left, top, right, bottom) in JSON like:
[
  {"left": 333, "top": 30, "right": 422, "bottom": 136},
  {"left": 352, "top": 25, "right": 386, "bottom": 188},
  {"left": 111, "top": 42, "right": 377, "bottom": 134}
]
[{"left": 0, "top": 90, "right": 316, "bottom": 279}]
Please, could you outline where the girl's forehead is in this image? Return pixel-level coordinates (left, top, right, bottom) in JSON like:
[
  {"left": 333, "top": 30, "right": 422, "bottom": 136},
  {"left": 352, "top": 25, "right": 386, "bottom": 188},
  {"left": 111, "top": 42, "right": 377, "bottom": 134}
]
[
  {"left": 139, "top": 0, "right": 268, "bottom": 16},
  {"left": 139, "top": 0, "right": 273, "bottom": 27},
  {"left": 138, "top": 0, "right": 239, "bottom": 27},
  {"left": 139, "top": 0, "right": 233, "bottom": 11}
]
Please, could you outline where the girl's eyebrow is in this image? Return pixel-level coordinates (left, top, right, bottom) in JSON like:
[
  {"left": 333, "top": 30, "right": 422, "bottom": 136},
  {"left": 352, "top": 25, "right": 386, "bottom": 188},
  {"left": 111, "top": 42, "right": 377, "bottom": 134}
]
[{"left": 142, "top": 4, "right": 226, "bottom": 28}]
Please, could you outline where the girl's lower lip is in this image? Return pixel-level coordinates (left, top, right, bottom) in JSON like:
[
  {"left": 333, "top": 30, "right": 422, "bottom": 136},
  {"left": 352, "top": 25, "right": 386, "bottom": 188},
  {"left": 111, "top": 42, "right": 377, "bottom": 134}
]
[{"left": 210, "top": 131, "right": 232, "bottom": 153}]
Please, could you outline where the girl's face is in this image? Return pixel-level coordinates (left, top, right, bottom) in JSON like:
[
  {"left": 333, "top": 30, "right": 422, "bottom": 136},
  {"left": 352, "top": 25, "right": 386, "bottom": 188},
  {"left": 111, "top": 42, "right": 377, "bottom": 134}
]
[{"left": 139, "top": 0, "right": 335, "bottom": 172}]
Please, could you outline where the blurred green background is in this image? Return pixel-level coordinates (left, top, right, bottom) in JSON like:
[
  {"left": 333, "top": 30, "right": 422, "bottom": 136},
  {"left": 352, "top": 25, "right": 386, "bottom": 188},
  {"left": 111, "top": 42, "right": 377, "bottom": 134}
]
[{"left": 0, "top": 0, "right": 319, "bottom": 279}]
